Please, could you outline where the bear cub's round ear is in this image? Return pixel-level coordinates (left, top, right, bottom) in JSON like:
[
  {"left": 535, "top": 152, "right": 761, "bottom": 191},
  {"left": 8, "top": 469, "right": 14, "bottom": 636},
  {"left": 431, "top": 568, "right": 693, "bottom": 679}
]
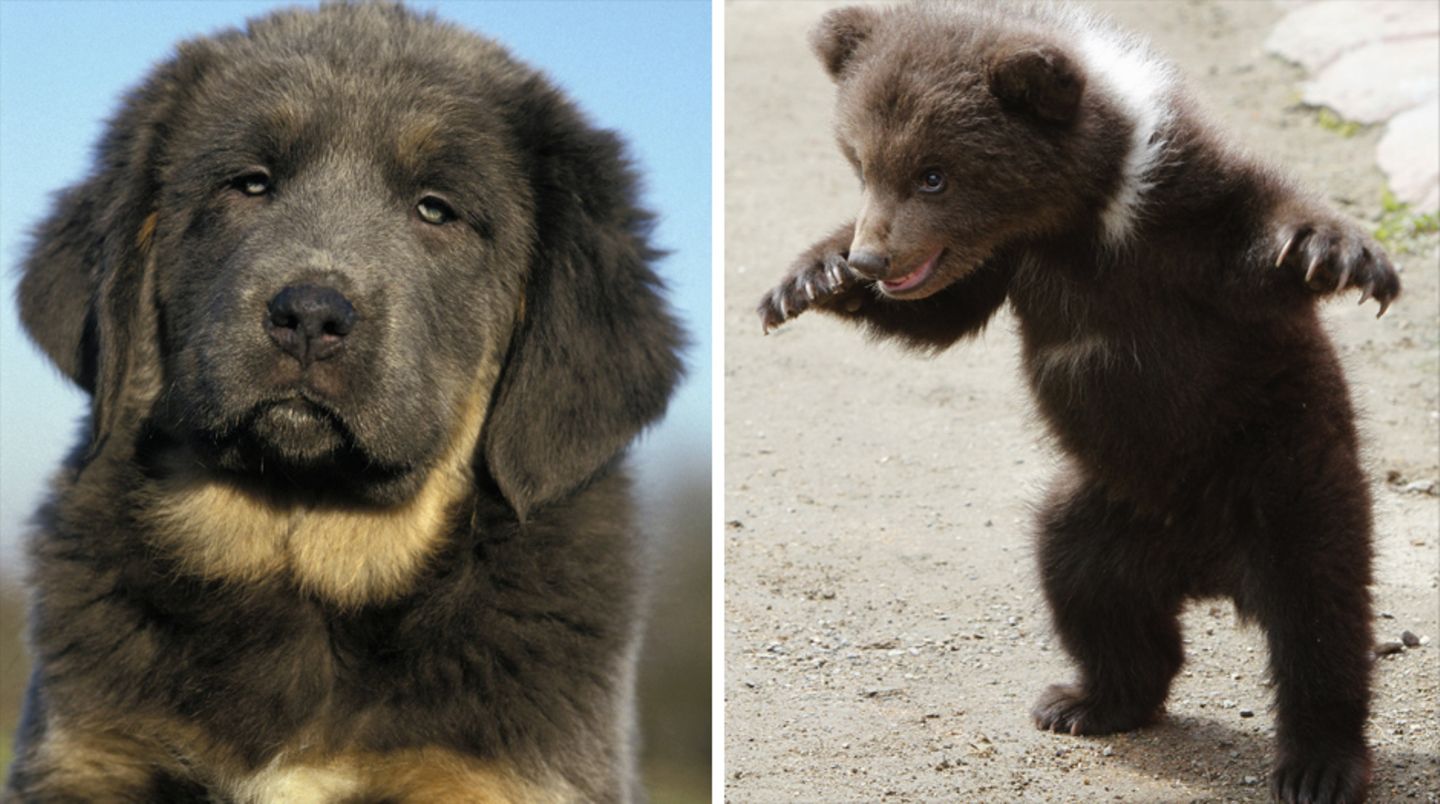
[
  {"left": 987, "top": 43, "right": 1085, "bottom": 124},
  {"left": 810, "top": 5, "right": 882, "bottom": 81}
]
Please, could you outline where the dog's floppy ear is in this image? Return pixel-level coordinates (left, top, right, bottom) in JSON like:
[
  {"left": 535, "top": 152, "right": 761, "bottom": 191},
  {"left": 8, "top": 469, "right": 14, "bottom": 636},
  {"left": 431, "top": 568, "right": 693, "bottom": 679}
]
[
  {"left": 486, "top": 84, "right": 684, "bottom": 520},
  {"left": 17, "top": 51, "right": 203, "bottom": 460},
  {"left": 810, "top": 6, "right": 883, "bottom": 81},
  {"left": 18, "top": 181, "right": 106, "bottom": 393}
]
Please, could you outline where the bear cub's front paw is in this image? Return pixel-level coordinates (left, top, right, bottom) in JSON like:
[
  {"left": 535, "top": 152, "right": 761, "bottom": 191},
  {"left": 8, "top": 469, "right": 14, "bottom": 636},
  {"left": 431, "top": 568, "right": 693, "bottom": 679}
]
[
  {"left": 1274, "top": 219, "right": 1400, "bottom": 316},
  {"left": 757, "top": 249, "right": 860, "bottom": 333}
]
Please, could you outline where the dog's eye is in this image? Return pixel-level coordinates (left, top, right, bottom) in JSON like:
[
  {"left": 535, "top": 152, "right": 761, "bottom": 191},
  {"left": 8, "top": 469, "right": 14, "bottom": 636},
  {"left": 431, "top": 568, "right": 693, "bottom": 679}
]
[
  {"left": 417, "top": 196, "right": 456, "bottom": 225},
  {"left": 918, "top": 168, "right": 946, "bottom": 194},
  {"left": 231, "top": 171, "right": 272, "bottom": 197}
]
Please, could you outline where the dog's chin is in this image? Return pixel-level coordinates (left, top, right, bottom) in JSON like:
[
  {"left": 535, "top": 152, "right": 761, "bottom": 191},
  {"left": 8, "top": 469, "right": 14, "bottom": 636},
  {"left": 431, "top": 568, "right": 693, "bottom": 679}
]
[
  {"left": 187, "top": 400, "right": 429, "bottom": 506},
  {"left": 249, "top": 399, "right": 347, "bottom": 465}
]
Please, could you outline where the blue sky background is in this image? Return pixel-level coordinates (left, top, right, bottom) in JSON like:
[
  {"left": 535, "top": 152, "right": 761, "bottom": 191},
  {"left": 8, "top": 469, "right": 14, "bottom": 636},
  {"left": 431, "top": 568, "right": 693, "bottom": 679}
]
[{"left": 0, "top": 0, "right": 712, "bottom": 567}]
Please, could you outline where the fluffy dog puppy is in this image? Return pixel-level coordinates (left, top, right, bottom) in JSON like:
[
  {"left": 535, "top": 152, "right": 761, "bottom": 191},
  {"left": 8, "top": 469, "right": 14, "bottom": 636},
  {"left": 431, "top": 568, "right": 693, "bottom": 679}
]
[{"left": 7, "top": 4, "right": 681, "bottom": 802}]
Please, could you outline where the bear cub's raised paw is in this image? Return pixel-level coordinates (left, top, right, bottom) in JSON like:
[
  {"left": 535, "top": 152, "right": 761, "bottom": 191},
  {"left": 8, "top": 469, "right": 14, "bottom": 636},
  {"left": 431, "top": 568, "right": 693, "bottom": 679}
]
[
  {"left": 758, "top": 248, "right": 860, "bottom": 333},
  {"left": 1274, "top": 216, "right": 1400, "bottom": 317}
]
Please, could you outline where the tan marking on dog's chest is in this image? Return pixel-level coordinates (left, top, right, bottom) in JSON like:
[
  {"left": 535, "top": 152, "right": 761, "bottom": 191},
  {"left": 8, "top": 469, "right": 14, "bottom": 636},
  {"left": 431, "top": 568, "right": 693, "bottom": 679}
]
[
  {"left": 142, "top": 369, "right": 496, "bottom": 608},
  {"left": 232, "top": 761, "right": 363, "bottom": 804},
  {"left": 29, "top": 720, "right": 167, "bottom": 796},
  {"left": 29, "top": 716, "right": 572, "bottom": 803},
  {"left": 145, "top": 462, "right": 466, "bottom": 608},
  {"left": 232, "top": 748, "right": 576, "bottom": 804}
]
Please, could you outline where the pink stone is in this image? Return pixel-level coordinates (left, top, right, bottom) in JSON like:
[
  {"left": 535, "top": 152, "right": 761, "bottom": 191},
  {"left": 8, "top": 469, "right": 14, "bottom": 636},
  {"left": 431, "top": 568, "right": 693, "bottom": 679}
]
[
  {"left": 1378, "top": 100, "right": 1440, "bottom": 213},
  {"left": 1302, "top": 39, "right": 1440, "bottom": 124},
  {"left": 1267, "top": 0, "right": 1440, "bottom": 72}
]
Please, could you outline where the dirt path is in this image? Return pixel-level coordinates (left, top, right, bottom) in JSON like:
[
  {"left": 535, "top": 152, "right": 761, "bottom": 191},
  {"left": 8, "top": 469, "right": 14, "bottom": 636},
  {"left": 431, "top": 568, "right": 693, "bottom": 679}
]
[{"left": 723, "top": 2, "right": 1439, "bottom": 801}]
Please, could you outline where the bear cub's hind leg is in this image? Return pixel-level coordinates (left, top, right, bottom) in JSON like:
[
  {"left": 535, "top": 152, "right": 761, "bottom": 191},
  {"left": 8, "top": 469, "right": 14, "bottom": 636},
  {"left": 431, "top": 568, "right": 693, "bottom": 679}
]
[
  {"left": 1243, "top": 480, "right": 1373, "bottom": 804},
  {"left": 1032, "top": 480, "right": 1185, "bottom": 736}
]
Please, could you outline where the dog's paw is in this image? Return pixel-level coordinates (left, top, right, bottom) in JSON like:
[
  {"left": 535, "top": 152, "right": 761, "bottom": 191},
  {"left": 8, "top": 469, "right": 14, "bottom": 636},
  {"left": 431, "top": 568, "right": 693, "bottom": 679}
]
[
  {"left": 1270, "top": 749, "right": 1370, "bottom": 804},
  {"left": 757, "top": 250, "right": 858, "bottom": 333},
  {"left": 1273, "top": 220, "right": 1400, "bottom": 317},
  {"left": 1030, "top": 683, "right": 1156, "bottom": 736}
]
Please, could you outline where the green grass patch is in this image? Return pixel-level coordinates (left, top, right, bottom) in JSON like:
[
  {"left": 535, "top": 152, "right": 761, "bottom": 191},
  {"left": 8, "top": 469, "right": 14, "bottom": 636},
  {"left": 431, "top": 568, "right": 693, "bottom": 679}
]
[
  {"left": 1314, "top": 107, "right": 1364, "bottom": 138},
  {"left": 1374, "top": 189, "right": 1440, "bottom": 255}
]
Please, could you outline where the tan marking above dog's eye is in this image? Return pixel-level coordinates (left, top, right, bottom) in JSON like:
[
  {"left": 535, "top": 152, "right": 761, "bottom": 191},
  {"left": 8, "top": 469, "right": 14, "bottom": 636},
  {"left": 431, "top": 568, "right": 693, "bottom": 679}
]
[{"left": 417, "top": 195, "right": 456, "bottom": 225}]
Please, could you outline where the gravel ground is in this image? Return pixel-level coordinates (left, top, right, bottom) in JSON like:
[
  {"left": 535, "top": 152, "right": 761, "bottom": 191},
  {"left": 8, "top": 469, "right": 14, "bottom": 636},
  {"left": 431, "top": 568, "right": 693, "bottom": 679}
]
[{"left": 723, "top": 1, "right": 1440, "bottom": 801}]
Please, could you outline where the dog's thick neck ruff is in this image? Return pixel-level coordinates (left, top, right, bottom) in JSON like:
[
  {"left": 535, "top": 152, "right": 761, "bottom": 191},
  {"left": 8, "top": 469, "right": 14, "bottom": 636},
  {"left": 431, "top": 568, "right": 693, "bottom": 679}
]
[{"left": 139, "top": 363, "right": 497, "bottom": 609}]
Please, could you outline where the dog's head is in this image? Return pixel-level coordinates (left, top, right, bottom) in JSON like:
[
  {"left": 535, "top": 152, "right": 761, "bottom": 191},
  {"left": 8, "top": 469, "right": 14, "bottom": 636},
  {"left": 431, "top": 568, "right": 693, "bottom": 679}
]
[{"left": 18, "top": 4, "right": 682, "bottom": 518}]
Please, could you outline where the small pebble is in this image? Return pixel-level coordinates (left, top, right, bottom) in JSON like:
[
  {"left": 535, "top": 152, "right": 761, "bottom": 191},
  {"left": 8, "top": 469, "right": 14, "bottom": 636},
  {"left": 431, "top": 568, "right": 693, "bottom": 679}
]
[
  {"left": 1240, "top": 709, "right": 1255, "bottom": 718},
  {"left": 1401, "top": 479, "right": 1438, "bottom": 495},
  {"left": 1401, "top": 630, "right": 1420, "bottom": 647},
  {"left": 1375, "top": 641, "right": 1404, "bottom": 656}
]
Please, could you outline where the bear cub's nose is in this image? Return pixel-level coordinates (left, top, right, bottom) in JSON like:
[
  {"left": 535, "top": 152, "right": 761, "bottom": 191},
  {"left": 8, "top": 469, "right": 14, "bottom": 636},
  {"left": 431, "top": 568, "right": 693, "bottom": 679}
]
[
  {"left": 265, "top": 284, "right": 357, "bottom": 366},
  {"left": 847, "top": 248, "right": 890, "bottom": 279}
]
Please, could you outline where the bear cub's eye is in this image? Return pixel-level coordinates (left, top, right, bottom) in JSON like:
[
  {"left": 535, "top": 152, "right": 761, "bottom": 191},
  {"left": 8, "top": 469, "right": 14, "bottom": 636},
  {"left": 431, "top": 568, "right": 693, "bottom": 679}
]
[
  {"left": 230, "top": 170, "right": 272, "bottom": 197},
  {"left": 417, "top": 195, "right": 456, "bottom": 225},
  {"left": 918, "top": 169, "right": 946, "bottom": 194}
]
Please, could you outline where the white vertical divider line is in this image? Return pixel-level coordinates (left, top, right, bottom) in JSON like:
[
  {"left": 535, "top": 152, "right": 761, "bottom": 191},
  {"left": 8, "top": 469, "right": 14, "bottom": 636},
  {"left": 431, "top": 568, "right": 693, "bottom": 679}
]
[{"left": 710, "top": 0, "right": 727, "bottom": 800}]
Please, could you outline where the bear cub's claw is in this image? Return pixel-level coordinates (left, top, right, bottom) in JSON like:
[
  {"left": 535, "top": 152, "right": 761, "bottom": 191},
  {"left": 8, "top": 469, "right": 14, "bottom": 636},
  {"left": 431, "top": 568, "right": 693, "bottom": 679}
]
[
  {"left": 1030, "top": 683, "right": 1157, "bottom": 736},
  {"left": 1270, "top": 749, "right": 1370, "bottom": 804},
  {"left": 757, "top": 250, "right": 858, "bottom": 333},
  {"left": 1274, "top": 220, "right": 1400, "bottom": 317}
]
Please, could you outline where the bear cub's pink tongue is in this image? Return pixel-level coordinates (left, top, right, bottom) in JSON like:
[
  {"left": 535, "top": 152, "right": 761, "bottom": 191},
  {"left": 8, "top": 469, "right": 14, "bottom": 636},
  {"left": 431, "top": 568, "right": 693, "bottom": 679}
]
[{"left": 881, "top": 249, "right": 942, "bottom": 293}]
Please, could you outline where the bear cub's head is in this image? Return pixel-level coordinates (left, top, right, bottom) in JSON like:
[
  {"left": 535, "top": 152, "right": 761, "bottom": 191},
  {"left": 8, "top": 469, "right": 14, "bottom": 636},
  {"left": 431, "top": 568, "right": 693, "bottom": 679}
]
[{"left": 814, "top": 4, "right": 1115, "bottom": 299}]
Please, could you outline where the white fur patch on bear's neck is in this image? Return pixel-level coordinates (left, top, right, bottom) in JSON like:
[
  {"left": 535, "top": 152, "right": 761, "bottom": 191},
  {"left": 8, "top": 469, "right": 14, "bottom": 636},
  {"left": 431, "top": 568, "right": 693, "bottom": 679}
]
[{"left": 1072, "top": 21, "right": 1175, "bottom": 245}]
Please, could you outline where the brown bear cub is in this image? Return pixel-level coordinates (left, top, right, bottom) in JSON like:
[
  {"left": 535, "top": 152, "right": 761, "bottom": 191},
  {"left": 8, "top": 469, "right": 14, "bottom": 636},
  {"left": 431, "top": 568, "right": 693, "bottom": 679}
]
[{"left": 758, "top": 4, "right": 1399, "bottom": 803}]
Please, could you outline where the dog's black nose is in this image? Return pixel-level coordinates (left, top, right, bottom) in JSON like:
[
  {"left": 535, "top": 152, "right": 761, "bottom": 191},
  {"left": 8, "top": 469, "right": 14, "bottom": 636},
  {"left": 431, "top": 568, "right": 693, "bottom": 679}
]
[
  {"left": 265, "top": 284, "right": 357, "bottom": 365},
  {"left": 847, "top": 249, "right": 889, "bottom": 279}
]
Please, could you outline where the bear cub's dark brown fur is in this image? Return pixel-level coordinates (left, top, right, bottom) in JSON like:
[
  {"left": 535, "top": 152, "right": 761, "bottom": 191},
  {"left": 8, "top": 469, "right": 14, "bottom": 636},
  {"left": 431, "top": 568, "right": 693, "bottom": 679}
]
[{"left": 759, "top": 4, "right": 1399, "bottom": 803}]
